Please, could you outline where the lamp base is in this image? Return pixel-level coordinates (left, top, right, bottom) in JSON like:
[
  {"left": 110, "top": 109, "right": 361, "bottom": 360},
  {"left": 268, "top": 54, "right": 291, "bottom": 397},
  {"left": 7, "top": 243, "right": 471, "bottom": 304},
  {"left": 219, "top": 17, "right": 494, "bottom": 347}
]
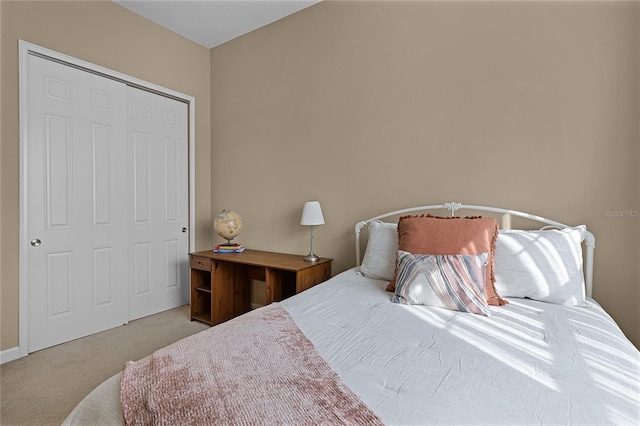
[{"left": 303, "top": 253, "right": 320, "bottom": 262}]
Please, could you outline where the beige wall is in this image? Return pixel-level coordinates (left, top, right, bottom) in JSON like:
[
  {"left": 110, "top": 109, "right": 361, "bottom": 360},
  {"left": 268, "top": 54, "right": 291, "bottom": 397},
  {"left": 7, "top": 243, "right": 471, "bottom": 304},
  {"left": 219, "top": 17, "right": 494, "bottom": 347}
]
[
  {"left": 211, "top": 1, "right": 640, "bottom": 346},
  {"left": 0, "top": 0, "right": 4, "bottom": 354},
  {"left": 0, "top": 0, "right": 211, "bottom": 351},
  {"left": 2, "top": 0, "right": 638, "bottom": 353}
]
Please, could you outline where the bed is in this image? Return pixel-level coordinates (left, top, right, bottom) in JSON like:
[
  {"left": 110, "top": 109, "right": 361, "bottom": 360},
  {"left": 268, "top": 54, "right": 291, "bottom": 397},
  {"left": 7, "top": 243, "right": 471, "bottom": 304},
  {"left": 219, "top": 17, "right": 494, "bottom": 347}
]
[{"left": 64, "top": 203, "right": 640, "bottom": 425}]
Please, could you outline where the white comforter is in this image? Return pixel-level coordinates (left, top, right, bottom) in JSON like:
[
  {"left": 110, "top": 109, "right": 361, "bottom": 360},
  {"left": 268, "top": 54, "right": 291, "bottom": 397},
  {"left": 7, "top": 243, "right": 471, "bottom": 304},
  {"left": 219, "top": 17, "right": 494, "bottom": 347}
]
[{"left": 283, "top": 269, "right": 640, "bottom": 425}]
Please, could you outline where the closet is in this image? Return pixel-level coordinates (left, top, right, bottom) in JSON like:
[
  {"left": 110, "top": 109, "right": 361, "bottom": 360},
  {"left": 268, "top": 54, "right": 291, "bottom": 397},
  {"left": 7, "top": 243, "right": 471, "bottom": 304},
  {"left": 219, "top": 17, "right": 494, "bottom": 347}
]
[{"left": 23, "top": 50, "right": 190, "bottom": 352}]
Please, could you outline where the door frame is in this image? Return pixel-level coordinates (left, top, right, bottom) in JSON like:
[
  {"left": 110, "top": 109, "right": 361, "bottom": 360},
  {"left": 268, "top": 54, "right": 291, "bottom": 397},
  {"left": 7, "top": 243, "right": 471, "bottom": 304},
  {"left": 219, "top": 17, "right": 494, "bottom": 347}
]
[{"left": 18, "top": 40, "right": 196, "bottom": 358}]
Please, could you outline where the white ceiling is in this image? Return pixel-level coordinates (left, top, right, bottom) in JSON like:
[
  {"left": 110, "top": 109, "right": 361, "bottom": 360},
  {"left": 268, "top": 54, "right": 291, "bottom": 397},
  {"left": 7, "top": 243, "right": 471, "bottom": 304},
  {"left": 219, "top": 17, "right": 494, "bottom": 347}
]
[{"left": 114, "top": 0, "right": 321, "bottom": 49}]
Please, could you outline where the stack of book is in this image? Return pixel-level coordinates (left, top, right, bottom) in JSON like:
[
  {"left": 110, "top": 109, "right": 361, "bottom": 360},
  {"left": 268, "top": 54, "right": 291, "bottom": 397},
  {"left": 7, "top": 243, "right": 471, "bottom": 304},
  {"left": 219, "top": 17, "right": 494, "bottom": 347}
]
[{"left": 213, "top": 243, "right": 245, "bottom": 253}]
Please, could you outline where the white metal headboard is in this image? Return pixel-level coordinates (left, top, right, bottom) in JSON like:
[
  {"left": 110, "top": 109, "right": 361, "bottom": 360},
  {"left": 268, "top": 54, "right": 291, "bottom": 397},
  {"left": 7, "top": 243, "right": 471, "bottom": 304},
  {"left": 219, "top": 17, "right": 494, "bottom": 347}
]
[{"left": 354, "top": 202, "right": 596, "bottom": 297}]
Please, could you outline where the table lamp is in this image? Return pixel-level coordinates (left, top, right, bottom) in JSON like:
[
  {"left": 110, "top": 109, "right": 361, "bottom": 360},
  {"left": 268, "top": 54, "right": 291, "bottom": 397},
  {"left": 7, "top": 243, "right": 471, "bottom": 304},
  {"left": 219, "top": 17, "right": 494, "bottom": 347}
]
[{"left": 300, "top": 201, "right": 325, "bottom": 262}]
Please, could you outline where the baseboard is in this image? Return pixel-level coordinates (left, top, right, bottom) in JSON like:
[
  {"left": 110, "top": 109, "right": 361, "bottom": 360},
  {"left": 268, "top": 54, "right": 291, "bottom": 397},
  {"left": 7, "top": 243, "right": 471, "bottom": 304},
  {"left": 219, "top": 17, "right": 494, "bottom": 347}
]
[
  {"left": 0, "top": 346, "right": 21, "bottom": 364},
  {"left": 251, "top": 302, "right": 265, "bottom": 310}
]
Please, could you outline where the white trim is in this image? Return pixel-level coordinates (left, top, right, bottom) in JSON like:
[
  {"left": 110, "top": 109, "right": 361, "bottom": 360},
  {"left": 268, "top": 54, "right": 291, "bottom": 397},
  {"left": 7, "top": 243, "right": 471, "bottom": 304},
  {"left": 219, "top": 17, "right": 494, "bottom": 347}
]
[
  {"left": 18, "top": 40, "right": 197, "bottom": 359},
  {"left": 354, "top": 202, "right": 595, "bottom": 298},
  {"left": 18, "top": 41, "right": 30, "bottom": 358},
  {"left": 0, "top": 347, "right": 20, "bottom": 365},
  {"left": 189, "top": 99, "right": 196, "bottom": 253}
]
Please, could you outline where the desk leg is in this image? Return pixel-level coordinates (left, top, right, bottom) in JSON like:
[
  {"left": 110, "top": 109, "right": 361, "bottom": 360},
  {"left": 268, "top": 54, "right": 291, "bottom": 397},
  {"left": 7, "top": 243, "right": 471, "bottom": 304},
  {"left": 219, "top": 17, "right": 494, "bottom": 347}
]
[
  {"left": 265, "top": 268, "right": 282, "bottom": 304},
  {"left": 210, "top": 261, "right": 252, "bottom": 324}
]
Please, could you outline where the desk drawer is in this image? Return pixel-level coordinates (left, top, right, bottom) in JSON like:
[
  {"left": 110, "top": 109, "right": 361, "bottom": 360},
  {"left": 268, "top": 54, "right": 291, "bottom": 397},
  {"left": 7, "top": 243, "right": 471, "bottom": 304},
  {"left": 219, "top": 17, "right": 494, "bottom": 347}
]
[{"left": 190, "top": 256, "right": 211, "bottom": 271}]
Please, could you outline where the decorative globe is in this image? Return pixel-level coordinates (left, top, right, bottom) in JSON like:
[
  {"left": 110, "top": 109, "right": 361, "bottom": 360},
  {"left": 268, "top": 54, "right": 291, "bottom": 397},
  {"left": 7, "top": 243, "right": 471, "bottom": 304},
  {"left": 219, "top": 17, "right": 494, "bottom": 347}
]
[{"left": 214, "top": 210, "right": 243, "bottom": 243}]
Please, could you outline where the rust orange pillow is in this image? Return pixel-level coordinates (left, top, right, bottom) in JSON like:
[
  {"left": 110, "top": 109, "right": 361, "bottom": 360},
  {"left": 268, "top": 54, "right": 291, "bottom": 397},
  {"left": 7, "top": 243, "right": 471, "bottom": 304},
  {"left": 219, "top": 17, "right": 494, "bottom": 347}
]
[{"left": 386, "top": 214, "right": 508, "bottom": 306}]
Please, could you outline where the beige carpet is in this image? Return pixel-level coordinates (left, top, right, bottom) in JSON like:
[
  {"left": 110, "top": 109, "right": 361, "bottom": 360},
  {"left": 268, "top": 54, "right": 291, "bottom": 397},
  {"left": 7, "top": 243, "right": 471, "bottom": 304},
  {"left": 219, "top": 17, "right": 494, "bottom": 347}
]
[{"left": 0, "top": 305, "right": 209, "bottom": 426}]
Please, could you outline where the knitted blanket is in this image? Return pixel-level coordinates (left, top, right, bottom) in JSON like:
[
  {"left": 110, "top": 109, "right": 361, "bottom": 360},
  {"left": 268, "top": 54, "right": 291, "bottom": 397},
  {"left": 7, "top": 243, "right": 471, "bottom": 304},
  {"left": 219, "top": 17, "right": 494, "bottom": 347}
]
[{"left": 120, "top": 303, "right": 384, "bottom": 426}]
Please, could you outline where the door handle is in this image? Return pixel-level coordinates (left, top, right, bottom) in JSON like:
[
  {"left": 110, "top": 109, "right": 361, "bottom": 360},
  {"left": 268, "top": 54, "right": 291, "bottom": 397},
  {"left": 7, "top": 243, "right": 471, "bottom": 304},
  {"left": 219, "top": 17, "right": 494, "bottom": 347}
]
[
  {"left": 182, "top": 227, "right": 187, "bottom": 233},
  {"left": 31, "top": 239, "right": 41, "bottom": 247}
]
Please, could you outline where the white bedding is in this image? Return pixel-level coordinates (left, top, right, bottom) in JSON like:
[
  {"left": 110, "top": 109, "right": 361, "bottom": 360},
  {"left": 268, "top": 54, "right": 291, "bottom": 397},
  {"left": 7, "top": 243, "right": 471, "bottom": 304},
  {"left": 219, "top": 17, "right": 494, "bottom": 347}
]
[
  {"left": 65, "top": 268, "right": 640, "bottom": 425},
  {"left": 283, "top": 268, "right": 640, "bottom": 425}
]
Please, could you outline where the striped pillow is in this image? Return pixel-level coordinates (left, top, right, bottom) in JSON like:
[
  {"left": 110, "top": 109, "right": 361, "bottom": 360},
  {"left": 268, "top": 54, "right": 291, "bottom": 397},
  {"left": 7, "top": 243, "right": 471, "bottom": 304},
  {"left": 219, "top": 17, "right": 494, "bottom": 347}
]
[
  {"left": 386, "top": 215, "right": 507, "bottom": 306},
  {"left": 392, "top": 250, "right": 491, "bottom": 316}
]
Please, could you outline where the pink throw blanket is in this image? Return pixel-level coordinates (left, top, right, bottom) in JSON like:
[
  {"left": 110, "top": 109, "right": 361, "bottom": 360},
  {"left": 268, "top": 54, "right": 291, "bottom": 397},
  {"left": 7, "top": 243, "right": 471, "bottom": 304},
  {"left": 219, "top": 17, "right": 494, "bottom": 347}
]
[{"left": 121, "top": 303, "right": 384, "bottom": 425}]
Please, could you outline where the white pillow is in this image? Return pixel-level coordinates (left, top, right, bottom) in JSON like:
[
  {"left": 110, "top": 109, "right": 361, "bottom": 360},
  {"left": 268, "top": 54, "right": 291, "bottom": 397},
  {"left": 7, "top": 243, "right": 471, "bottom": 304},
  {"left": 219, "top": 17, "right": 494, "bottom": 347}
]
[
  {"left": 360, "top": 221, "right": 398, "bottom": 281},
  {"left": 494, "top": 225, "right": 587, "bottom": 306}
]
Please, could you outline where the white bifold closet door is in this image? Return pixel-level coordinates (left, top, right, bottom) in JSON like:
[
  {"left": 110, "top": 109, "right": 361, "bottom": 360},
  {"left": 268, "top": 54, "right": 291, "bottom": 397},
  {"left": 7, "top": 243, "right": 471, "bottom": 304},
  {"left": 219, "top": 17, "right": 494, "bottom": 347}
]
[{"left": 26, "top": 54, "right": 189, "bottom": 353}]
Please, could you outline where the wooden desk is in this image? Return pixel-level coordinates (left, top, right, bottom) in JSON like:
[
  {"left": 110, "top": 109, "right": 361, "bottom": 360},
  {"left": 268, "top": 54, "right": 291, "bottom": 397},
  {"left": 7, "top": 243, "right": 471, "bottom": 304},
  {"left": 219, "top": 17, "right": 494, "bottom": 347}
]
[{"left": 189, "top": 249, "right": 332, "bottom": 326}]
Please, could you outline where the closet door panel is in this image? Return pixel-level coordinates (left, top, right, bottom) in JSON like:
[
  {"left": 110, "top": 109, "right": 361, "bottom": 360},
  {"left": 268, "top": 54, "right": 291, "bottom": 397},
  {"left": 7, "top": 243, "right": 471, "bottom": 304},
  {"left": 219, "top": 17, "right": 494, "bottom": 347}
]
[
  {"left": 127, "top": 87, "right": 189, "bottom": 321},
  {"left": 27, "top": 55, "right": 128, "bottom": 352}
]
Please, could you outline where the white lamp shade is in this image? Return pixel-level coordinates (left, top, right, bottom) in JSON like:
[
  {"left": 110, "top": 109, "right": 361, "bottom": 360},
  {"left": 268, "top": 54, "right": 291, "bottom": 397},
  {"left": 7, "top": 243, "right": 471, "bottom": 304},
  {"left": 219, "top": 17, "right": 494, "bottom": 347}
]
[{"left": 300, "top": 201, "right": 325, "bottom": 226}]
